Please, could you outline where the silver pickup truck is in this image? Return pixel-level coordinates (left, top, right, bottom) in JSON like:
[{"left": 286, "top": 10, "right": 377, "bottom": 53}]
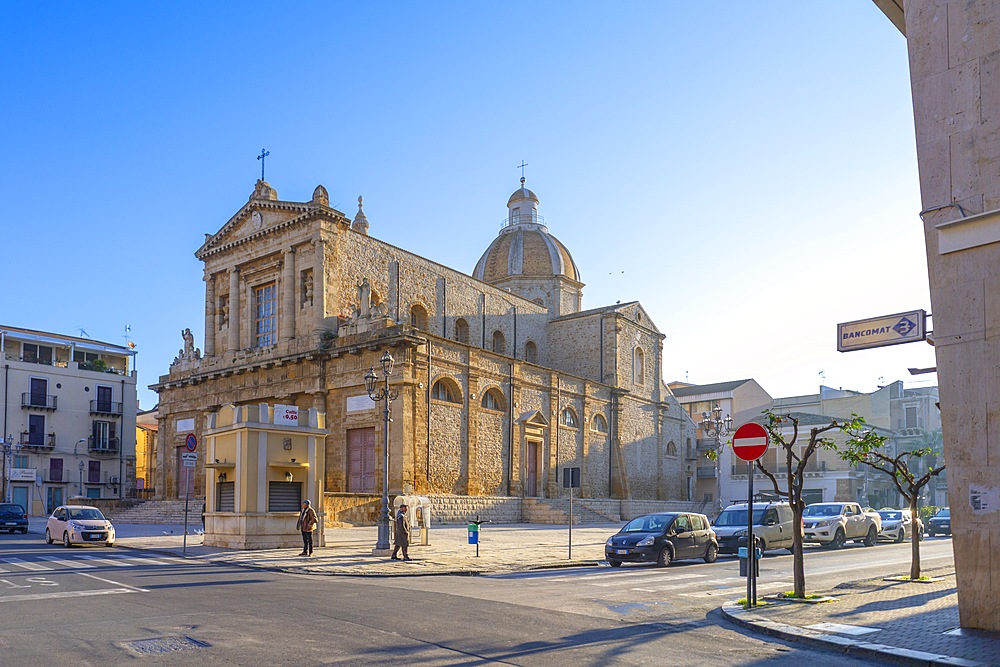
[{"left": 802, "top": 502, "right": 881, "bottom": 549}]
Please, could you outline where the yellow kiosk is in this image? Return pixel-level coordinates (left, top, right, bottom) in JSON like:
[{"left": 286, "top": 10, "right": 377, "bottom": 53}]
[{"left": 202, "top": 403, "right": 327, "bottom": 549}]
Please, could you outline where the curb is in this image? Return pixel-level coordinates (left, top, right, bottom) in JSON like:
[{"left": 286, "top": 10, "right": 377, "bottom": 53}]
[{"left": 721, "top": 601, "right": 984, "bottom": 667}]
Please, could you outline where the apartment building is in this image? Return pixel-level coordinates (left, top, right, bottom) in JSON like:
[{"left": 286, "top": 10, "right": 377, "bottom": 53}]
[{"left": 1, "top": 326, "right": 137, "bottom": 515}]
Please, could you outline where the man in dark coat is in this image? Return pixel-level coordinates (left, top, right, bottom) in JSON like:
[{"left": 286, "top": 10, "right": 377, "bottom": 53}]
[
  {"left": 391, "top": 502, "right": 411, "bottom": 561},
  {"left": 296, "top": 499, "right": 318, "bottom": 556}
]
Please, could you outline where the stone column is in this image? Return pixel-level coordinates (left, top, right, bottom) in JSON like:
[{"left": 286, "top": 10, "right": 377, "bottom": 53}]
[
  {"left": 227, "top": 268, "right": 241, "bottom": 352},
  {"left": 280, "top": 248, "right": 295, "bottom": 342},
  {"left": 313, "top": 240, "right": 327, "bottom": 334},
  {"left": 204, "top": 272, "right": 216, "bottom": 357}
]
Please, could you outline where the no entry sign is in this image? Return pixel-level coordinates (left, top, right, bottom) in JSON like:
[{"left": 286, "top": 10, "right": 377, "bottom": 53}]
[{"left": 732, "top": 423, "right": 769, "bottom": 462}]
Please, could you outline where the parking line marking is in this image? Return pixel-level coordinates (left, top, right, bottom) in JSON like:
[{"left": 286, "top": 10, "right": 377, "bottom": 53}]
[
  {"left": 39, "top": 556, "right": 95, "bottom": 569},
  {"left": 78, "top": 572, "right": 149, "bottom": 593},
  {"left": 0, "top": 588, "right": 135, "bottom": 603},
  {"left": 0, "top": 558, "right": 53, "bottom": 571}
]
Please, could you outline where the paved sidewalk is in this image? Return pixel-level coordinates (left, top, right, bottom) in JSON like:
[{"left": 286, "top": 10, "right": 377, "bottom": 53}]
[
  {"left": 26, "top": 519, "right": 1000, "bottom": 665},
  {"left": 722, "top": 567, "right": 998, "bottom": 667},
  {"left": 111, "top": 521, "right": 614, "bottom": 576}
]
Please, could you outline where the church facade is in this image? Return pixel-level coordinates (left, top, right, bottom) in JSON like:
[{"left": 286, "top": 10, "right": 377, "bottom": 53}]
[{"left": 151, "top": 178, "right": 696, "bottom": 519}]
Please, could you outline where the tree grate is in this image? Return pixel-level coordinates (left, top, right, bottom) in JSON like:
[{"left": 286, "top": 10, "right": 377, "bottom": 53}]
[{"left": 123, "top": 636, "right": 211, "bottom": 654}]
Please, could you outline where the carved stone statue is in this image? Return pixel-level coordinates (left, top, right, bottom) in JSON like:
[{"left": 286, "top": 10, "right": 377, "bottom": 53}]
[
  {"left": 182, "top": 328, "right": 195, "bottom": 357},
  {"left": 357, "top": 278, "right": 372, "bottom": 318}
]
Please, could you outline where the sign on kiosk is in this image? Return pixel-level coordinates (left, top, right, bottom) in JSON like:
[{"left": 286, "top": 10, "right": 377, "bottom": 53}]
[
  {"left": 732, "top": 422, "right": 769, "bottom": 462},
  {"left": 275, "top": 404, "right": 299, "bottom": 426}
]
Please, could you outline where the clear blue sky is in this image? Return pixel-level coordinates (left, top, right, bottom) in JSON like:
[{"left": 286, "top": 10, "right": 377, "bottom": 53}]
[{"left": 2, "top": 2, "right": 934, "bottom": 411}]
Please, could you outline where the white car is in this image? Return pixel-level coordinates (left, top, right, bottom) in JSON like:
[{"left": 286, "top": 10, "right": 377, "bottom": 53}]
[
  {"left": 877, "top": 509, "right": 923, "bottom": 542},
  {"left": 45, "top": 505, "right": 115, "bottom": 547}
]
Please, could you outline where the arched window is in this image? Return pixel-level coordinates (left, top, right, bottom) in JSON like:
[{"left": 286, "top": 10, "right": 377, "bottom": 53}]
[
  {"left": 561, "top": 408, "right": 578, "bottom": 428},
  {"left": 633, "top": 347, "right": 645, "bottom": 385},
  {"left": 524, "top": 341, "right": 538, "bottom": 364},
  {"left": 481, "top": 388, "right": 505, "bottom": 411},
  {"left": 666, "top": 441, "right": 678, "bottom": 457},
  {"left": 591, "top": 414, "right": 608, "bottom": 433},
  {"left": 492, "top": 330, "right": 506, "bottom": 355},
  {"left": 532, "top": 298, "right": 544, "bottom": 306},
  {"left": 454, "top": 318, "right": 470, "bottom": 344},
  {"left": 431, "top": 379, "right": 460, "bottom": 403},
  {"left": 410, "top": 304, "right": 429, "bottom": 330}
]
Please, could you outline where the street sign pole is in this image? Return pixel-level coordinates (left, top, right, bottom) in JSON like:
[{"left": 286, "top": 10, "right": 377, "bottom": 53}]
[
  {"left": 732, "top": 422, "right": 769, "bottom": 609},
  {"left": 183, "top": 463, "right": 190, "bottom": 556}
]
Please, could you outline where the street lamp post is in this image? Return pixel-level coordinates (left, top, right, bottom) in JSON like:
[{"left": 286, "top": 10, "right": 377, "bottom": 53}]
[
  {"left": 79, "top": 460, "right": 86, "bottom": 497},
  {"left": 365, "top": 351, "right": 399, "bottom": 555},
  {"left": 700, "top": 403, "right": 733, "bottom": 513},
  {"left": 1, "top": 435, "right": 16, "bottom": 502}
]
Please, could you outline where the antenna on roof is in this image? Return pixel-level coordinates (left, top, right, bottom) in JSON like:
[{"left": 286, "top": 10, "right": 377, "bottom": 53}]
[{"left": 77, "top": 328, "right": 90, "bottom": 338}]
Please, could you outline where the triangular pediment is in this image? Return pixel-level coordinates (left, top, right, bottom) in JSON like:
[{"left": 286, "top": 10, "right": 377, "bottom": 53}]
[{"left": 520, "top": 410, "right": 549, "bottom": 427}]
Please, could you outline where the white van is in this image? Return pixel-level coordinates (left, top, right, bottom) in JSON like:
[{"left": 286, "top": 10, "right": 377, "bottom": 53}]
[{"left": 712, "top": 502, "right": 795, "bottom": 554}]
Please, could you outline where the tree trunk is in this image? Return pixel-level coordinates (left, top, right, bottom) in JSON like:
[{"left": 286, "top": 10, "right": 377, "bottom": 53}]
[
  {"left": 791, "top": 504, "right": 805, "bottom": 597},
  {"left": 908, "top": 494, "right": 921, "bottom": 580}
]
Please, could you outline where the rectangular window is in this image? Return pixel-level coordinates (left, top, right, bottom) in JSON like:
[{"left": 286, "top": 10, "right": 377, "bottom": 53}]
[
  {"left": 49, "top": 458, "right": 63, "bottom": 482},
  {"left": 27, "top": 414, "right": 45, "bottom": 446},
  {"left": 96, "top": 386, "right": 113, "bottom": 412},
  {"left": 88, "top": 461, "right": 101, "bottom": 484},
  {"left": 217, "top": 482, "right": 235, "bottom": 512},
  {"left": 29, "top": 377, "right": 48, "bottom": 406},
  {"left": 13, "top": 455, "right": 28, "bottom": 469},
  {"left": 73, "top": 351, "right": 99, "bottom": 364},
  {"left": 254, "top": 282, "right": 277, "bottom": 347},
  {"left": 267, "top": 481, "right": 302, "bottom": 512},
  {"left": 23, "top": 344, "right": 53, "bottom": 365},
  {"left": 904, "top": 405, "right": 918, "bottom": 429},
  {"left": 86, "top": 488, "right": 101, "bottom": 499}
]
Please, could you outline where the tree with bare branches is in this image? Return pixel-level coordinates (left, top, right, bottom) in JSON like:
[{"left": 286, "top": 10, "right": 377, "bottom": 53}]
[
  {"left": 841, "top": 435, "right": 946, "bottom": 580},
  {"left": 748, "top": 410, "right": 883, "bottom": 598}
]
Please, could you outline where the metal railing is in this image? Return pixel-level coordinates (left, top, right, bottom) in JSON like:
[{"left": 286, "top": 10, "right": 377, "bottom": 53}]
[
  {"left": 696, "top": 466, "right": 717, "bottom": 479},
  {"left": 89, "top": 400, "right": 123, "bottom": 415},
  {"left": 20, "top": 431, "right": 55, "bottom": 448},
  {"left": 21, "top": 393, "right": 57, "bottom": 409},
  {"left": 88, "top": 437, "right": 120, "bottom": 454}
]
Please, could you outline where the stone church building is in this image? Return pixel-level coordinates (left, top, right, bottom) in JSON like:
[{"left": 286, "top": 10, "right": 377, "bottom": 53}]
[{"left": 152, "top": 177, "right": 697, "bottom": 522}]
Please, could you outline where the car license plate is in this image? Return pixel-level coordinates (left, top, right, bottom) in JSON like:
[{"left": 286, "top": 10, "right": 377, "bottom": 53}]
[
  {"left": 4, "top": 522, "right": 16, "bottom": 526},
  {"left": 615, "top": 549, "right": 629, "bottom": 555},
  {"left": 84, "top": 533, "right": 102, "bottom": 540}
]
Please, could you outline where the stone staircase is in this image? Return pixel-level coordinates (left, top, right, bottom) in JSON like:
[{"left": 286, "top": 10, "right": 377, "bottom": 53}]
[
  {"left": 103, "top": 500, "right": 201, "bottom": 525},
  {"left": 522, "top": 498, "right": 621, "bottom": 525}
]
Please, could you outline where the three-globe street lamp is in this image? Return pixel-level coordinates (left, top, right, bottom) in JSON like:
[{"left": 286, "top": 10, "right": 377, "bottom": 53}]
[
  {"left": 365, "top": 350, "right": 399, "bottom": 555},
  {"left": 700, "top": 403, "right": 733, "bottom": 513}
]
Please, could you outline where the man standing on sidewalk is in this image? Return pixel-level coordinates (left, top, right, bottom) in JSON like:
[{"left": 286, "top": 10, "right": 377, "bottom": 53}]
[
  {"left": 391, "top": 503, "right": 411, "bottom": 561},
  {"left": 296, "top": 499, "right": 318, "bottom": 557}
]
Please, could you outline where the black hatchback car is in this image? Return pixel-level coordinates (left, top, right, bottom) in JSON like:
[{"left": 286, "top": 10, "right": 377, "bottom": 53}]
[
  {"left": 0, "top": 503, "right": 28, "bottom": 534},
  {"left": 605, "top": 512, "right": 718, "bottom": 567},
  {"left": 927, "top": 507, "right": 951, "bottom": 536}
]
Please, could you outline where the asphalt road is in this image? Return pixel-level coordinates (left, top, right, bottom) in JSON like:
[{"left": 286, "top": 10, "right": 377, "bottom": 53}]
[{"left": 0, "top": 532, "right": 955, "bottom": 666}]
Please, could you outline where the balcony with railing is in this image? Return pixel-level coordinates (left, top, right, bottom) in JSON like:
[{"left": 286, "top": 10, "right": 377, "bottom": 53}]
[
  {"left": 696, "top": 466, "right": 717, "bottom": 479},
  {"left": 696, "top": 438, "right": 719, "bottom": 452},
  {"left": 21, "top": 393, "right": 57, "bottom": 410},
  {"left": 90, "top": 400, "right": 123, "bottom": 416},
  {"left": 88, "top": 437, "right": 120, "bottom": 455},
  {"left": 20, "top": 431, "right": 55, "bottom": 448}
]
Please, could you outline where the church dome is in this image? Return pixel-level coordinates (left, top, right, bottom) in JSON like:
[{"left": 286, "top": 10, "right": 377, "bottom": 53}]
[{"left": 473, "top": 180, "right": 581, "bottom": 284}]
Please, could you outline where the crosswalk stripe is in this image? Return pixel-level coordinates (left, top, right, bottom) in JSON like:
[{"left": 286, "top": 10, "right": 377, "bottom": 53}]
[
  {"left": 103, "top": 555, "right": 170, "bottom": 566},
  {"left": 0, "top": 558, "right": 53, "bottom": 571},
  {"left": 39, "top": 556, "right": 95, "bottom": 569},
  {"left": 79, "top": 556, "right": 131, "bottom": 568},
  {"left": 591, "top": 572, "right": 709, "bottom": 588}
]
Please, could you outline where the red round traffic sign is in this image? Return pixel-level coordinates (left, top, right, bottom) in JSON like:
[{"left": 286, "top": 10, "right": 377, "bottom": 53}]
[
  {"left": 185, "top": 434, "right": 197, "bottom": 452},
  {"left": 732, "top": 422, "right": 768, "bottom": 461}
]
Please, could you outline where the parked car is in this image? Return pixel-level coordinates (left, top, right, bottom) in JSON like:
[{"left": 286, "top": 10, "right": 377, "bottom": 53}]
[
  {"left": 44, "top": 505, "right": 115, "bottom": 547},
  {"left": 926, "top": 507, "right": 951, "bottom": 536},
  {"left": 802, "top": 502, "right": 881, "bottom": 548},
  {"left": 0, "top": 503, "right": 28, "bottom": 534},
  {"left": 877, "top": 509, "right": 922, "bottom": 542},
  {"left": 712, "top": 502, "right": 795, "bottom": 553},
  {"left": 605, "top": 512, "right": 718, "bottom": 567}
]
